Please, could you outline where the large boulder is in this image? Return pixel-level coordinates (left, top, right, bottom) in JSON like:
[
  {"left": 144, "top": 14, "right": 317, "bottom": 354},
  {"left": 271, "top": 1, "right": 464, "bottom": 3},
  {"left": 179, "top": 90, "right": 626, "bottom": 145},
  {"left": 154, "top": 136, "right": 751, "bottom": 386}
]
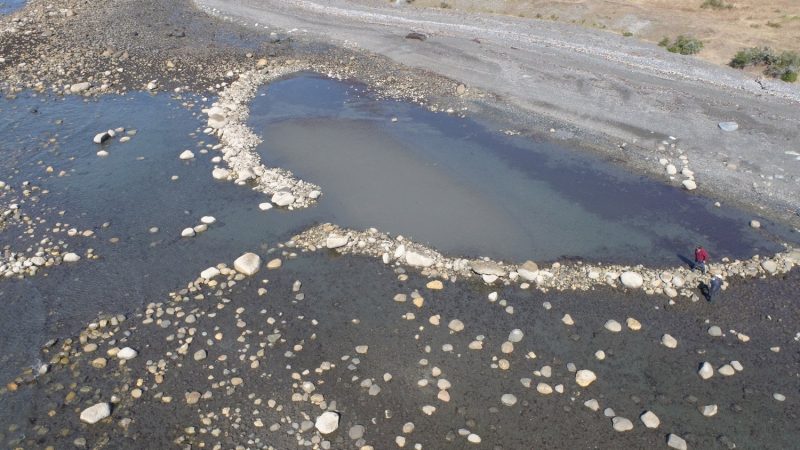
[{"left": 234, "top": 252, "right": 262, "bottom": 276}]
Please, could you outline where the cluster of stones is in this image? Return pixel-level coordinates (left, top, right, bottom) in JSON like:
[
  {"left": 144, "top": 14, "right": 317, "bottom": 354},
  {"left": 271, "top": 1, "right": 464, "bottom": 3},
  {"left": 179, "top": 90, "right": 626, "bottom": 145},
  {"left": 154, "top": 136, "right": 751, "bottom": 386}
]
[
  {"left": 0, "top": 181, "right": 90, "bottom": 279},
  {"left": 653, "top": 137, "right": 698, "bottom": 191},
  {"left": 292, "top": 223, "right": 800, "bottom": 298},
  {"left": 202, "top": 66, "right": 322, "bottom": 209},
  {"left": 180, "top": 215, "right": 217, "bottom": 238},
  {"left": 92, "top": 126, "right": 137, "bottom": 156}
]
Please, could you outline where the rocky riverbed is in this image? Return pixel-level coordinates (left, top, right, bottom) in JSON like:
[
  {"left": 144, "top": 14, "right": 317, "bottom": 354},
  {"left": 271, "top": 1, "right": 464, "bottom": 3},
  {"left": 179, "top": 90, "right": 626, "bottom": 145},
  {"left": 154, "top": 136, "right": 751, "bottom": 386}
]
[{"left": 0, "top": 0, "right": 799, "bottom": 448}]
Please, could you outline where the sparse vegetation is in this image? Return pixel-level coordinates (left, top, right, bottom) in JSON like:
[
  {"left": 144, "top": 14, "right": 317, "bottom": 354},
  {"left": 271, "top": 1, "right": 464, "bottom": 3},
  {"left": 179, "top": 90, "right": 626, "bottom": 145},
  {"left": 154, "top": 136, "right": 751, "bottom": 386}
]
[
  {"left": 700, "top": 0, "right": 733, "bottom": 10},
  {"left": 623, "top": 31, "right": 633, "bottom": 37},
  {"left": 730, "top": 47, "right": 799, "bottom": 83},
  {"left": 659, "top": 35, "right": 704, "bottom": 55}
]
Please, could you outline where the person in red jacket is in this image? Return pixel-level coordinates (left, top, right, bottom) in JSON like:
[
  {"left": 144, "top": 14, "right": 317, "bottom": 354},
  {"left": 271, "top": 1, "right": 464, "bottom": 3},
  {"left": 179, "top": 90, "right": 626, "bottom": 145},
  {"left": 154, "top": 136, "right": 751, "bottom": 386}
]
[{"left": 694, "top": 246, "right": 709, "bottom": 274}]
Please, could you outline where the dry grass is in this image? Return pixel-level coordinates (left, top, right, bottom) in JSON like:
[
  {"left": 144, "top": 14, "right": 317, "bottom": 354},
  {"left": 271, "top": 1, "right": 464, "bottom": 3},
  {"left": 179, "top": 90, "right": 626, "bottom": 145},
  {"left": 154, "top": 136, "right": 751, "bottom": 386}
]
[{"left": 402, "top": 0, "right": 800, "bottom": 66}]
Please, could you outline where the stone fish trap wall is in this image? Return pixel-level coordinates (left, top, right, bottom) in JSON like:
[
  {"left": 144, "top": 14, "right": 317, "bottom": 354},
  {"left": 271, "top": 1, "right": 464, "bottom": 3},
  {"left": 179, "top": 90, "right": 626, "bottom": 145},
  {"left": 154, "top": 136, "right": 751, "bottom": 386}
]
[
  {"left": 293, "top": 223, "right": 800, "bottom": 300},
  {"left": 202, "top": 65, "right": 322, "bottom": 209}
]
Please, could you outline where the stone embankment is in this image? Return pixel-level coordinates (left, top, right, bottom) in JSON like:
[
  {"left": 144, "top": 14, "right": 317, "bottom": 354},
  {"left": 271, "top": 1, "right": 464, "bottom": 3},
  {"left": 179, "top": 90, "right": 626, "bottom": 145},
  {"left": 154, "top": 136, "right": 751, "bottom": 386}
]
[
  {"left": 202, "top": 66, "right": 322, "bottom": 209},
  {"left": 292, "top": 223, "right": 799, "bottom": 300}
]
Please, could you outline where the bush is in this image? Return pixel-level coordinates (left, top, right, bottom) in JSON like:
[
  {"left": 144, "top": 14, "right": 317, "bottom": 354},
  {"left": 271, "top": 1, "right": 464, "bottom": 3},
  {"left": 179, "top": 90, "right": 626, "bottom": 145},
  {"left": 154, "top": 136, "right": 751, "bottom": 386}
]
[
  {"left": 663, "top": 35, "right": 704, "bottom": 55},
  {"left": 729, "top": 47, "right": 799, "bottom": 83},
  {"left": 700, "top": 0, "right": 733, "bottom": 10}
]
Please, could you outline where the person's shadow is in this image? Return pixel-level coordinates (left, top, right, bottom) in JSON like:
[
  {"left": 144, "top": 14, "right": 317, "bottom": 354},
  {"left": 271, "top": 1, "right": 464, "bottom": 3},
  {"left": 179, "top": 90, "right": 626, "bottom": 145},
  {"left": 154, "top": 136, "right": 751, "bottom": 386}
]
[
  {"left": 698, "top": 281, "right": 712, "bottom": 302},
  {"left": 677, "top": 254, "right": 695, "bottom": 270}
]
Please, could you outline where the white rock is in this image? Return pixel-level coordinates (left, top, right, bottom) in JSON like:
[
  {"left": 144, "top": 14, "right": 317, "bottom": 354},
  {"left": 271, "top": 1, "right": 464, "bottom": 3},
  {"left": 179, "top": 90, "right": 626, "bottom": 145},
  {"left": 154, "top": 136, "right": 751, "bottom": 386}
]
[
  {"left": 200, "top": 216, "right": 216, "bottom": 225},
  {"left": 93, "top": 131, "right": 111, "bottom": 144},
  {"left": 661, "top": 334, "right": 678, "bottom": 348},
  {"left": 761, "top": 260, "right": 777, "bottom": 274},
  {"left": 467, "top": 433, "right": 481, "bottom": 444},
  {"left": 604, "top": 320, "right": 622, "bottom": 332},
  {"left": 201, "top": 267, "right": 220, "bottom": 280},
  {"left": 612, "top": 417, "right": 633, "bottom": 432},
  {"left": 117, "top": 347, "right": 138, "bottom": 360},
  {"left": 536, "top": 383, "right": 553, "bottom": 394},
  {"left": 584, "top": 399, "right": 600, "bottom": 411},
  {"left": 667, "top": 433, "right": 688, "bottom": 450},
  {"left": 700, "top": 404, "right": 718, "bottom": 417},
  {"left": 179, "top": 150, "right": 195, "bottom": 160},
  {"left": 718, "top": 121, "right": 738, "bottom": 132},
  {"left": 271, "top": 191, "right": 295, "bottom": 207},
  {"left": 314, "top": 411, "right": 340, "bottom": 434},
  {"left": 181, "top": 228, "right": 195, "bottom": 237},
  {"left": 698, "top": 362, "right": 714, "bottom": 380},
  {"left": 234, "top": 252, "right": 261, "bottom": 276},
  {"left": 640, "top": 411, "right": 660, "bottom": 429},
  {"left": 562, "top": 314, "right": 574, "bottom": 326},
  {"left": 448, "top": 319, "right": 464, "bottom": 332},
  {"left": 718, "top": 364, "right": 735, "bottom": 376},
  {"left": 620, "top": 271, "right": 643, "bottom": 289},
  {"left": 666, "top": 164, "right": 677, "bottom": 175},
  {"left": 517, "top": 260, "right": 539, "bottom": 281},
  {"left": 575, "top": 369, "right": 597, "bottom": 387},
  {"left": 406, "top": 251, "right": 434, "bottom": 268},
  {"left": 708, "top": 326, "right": 722, "bottom": 337},
  {"left": 212, "top": 168, "right": 230, "bottom": 180},
  {"left": 63, "top": 253, "right": 81, "bottom": 263},
  {"left": 774, "top": 393, "right": 786, "bottom": 401},
  {"left": 750, "top": 219, "right": 761, "bottom": 228},
  {"left": 70, "top": 82, "right": 91, "bottom": 94},
  {"left": 326, "top": 234, "right": 349, "bottom": 249},
  {"left": 80, "top": 403, "right": 111, "bottom": 424},
  {"left": 258, "top": 202, "right": 274, "bottom": 211},
  {"left": 682, "top": 179, "right": 697, "bottom": 191},
  {"left": 508, "top": 329, "right": 524, "bottom": 343},
  {"left": 500, "top": 394, "right": 517, "bottom": 406}
]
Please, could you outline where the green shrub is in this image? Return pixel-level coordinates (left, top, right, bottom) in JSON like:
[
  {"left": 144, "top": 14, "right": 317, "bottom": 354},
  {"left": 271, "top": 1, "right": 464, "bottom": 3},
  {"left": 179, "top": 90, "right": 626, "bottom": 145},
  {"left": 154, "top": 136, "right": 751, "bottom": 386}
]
[
  {"left": 663, "top": 35, "right": 704, "bottom": 55},
  {"left": 701, "top": 0, "right": 733, "bottom": 9},
  {"left": 623, "top": 31, "right": 633, "bottom": 37},
  {"left": 658, "top": 37, "right": 670, "bottom": 47},
  {"left": 729, "top": 47, "right": 799, "bottom": 83}
]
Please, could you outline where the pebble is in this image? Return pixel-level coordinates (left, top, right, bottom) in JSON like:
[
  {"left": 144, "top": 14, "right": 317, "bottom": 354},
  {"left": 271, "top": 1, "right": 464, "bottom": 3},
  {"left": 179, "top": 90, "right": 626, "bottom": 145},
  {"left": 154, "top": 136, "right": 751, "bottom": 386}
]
[
  {"left": 620, "top": 271, "right": 644, "bottom": 288},
  {"left": 467, "top": 433, "right": 481, "bottom": 444},
  {"left": 426, "top": 280, "right": 444, "bottom": 290},
  {"left": 584, "top": 399, "right": 599, "bottom": 411},
  {"left": 536, "top": 383, "right": 553, "bottom": 394},
  {"left": 700, "top": 404, "right": 718, "bottom": 417},
  {"left": 718, "top": 364, "right": 735, "bottom": 376},
  {"left": 562, "top": 314, "right": 574, "bottom": 326},
  {"left": 575, "top": 369, "right": 597, "bottom": 387},
  {"left": 662, "top": 334, "right": 678, "bottom": 348},
  {"left": 708, "top": 325, "right": 722, "bottom": 337},
  {"left": 63, "top": 252, "right": 81, "bottom": 262},
  {"left": 234, "top": 252, "right": 262, "bottom": 276},
  {"left": 448, "top": 319, "right": 464, "bottom": 332},
  {"left": 80, "top": 403, "right": 111, "bottom": 424},
  {"left": 267, "top": 258, "right": 282, "bottom": 269},
  {"left": 315, "top": 411, "right": 340, "bottom": 434},
  {"left": 773, "top": 393, "right": 786, "bottom": 402},
  {"left": 640, "top": 410, "right": 660, "bottom": 428},
  {"left": 501, "top": 394, "right": 517, "bottom": 406},
  {"left": 181, "top": 227, "right": 196, "bottom": 238},
  {"left": 682, "top": 179, "right": 697, "bottom": 191},
  {"left": 750, "top": 220, "right": 761, "bottom": 229},
  {"left": 604, "top": 320, "right": 622, "bottom": 333},
  {"left": 200, "top": 216, "right": 216, "bottom": 224},
  {"left": 117, "top": 347, "right": 138, "bottom": 360},
  {"left": 667, "top": 433, "right": 688, "bottom": 450},
  {"left": 698, "top": 362, "right": 714, "bottom": 379},
  {"left": 258, "top": 202, "right": 274, "bottom": 211},
  {"left": 508, "top": 329, "right": 524, "bottom": 343},
  {"left": 612, "top": 417, "right": 633, "bottom": 432},
  {"left": 626, "top": 317, "right": 642, "bottom": 330},
  {"left": 179, "top": 150, "right": 195, "bottom": 160}
]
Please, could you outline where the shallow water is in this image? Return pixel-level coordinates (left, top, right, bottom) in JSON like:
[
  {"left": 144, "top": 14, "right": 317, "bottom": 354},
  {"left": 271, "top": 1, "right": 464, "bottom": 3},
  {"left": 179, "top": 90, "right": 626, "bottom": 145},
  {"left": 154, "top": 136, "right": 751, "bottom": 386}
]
[
  {"left": 0, "top": 0, "right": 24, "bottom": 15},
  {"left": 249, "top": 73, "right": 793, "bottom": 264}
]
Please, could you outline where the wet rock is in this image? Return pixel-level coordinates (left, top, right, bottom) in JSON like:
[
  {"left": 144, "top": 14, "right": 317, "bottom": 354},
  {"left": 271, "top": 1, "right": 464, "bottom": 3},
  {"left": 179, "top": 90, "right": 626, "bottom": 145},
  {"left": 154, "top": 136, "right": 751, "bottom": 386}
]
[
  {"left": 620, "top": 271, "right": 643, "bottom": 288},
  {"left": 181, "top": 228, "right": 195, "bottom": 237},
  {"left": 640, "top": 411, "right": 660, "bottom": 429},
  {"left": 575, "top": 369, "right": 597, "bottom": 387},
  {"left": 267, "top": 258, "right": 282, "bottom": 269},
  {"left": 682, "top": 179, "right": 697, "bottom": 191},
  {"left": 258, "top": 202, "right": 274, "bottom": 211},
  {"left": 750, "top": 219, "right": 761, "bottom": 228},
  {"left": 667, "top": 433, "right": 688, "bottom": 450},
  {"left": 315, "top": 411, "right": 340, "bottom": 434},
  {"left": 212, "top": 168, "right": 230, "bottom": 180},
  {"left": 80, "top": 403, "right": 111, "bottom": 424},
  {"left": 93, "top": 131, "right": 111, "bottom": 144},
  {"left": 234, "top": 252, "right": 261, "bottom": 276},
  {"left": 179, "top": 150, "right": 195, "bottom": 160}
]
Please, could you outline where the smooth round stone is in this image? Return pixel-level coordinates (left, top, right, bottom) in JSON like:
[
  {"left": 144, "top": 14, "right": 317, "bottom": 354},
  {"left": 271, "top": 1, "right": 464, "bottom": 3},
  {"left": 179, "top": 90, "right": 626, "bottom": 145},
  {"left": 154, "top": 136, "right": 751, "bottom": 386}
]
[
  {"left": 117, "top": 347, "right": 138, "bottom": 360},
  {"left": 700, "top": 404, "right": 718, "bottom": 417},
  {"left": 267, "top": 258, "right": 282, "bottom": 269},
  {"left": 718, "top": 364, "right": 735, "bottom": 376},
  {"left": 536, "top": 383, "right": 553, "bottom": 394},
  {"left": 626, "top": 317, "right": 642, "bottom": 331},
  {"left": 200, "top": 216, "right": 216, "bottom": 224},
  {"left": 662, "top": 334, "right": 678, "bottom": 348},
  {"left": 708, "top": 325, "right": 722, "bottom": 337},
  {"left": 612, "top": 417, "right": 633, "bottom": 432},
  {"left": 234, "top": 252, "right": 262, "bottom": 276},
  {"left": 774, "top": 393, "right": 786, "bottom": 402},
  {"left": 80, "top": 402, "right": 111, "bottom": 424},
  {"left": 575, "top": 369, "right": 597, "bottom": 387},
  {"left": 315, "top": 411, "right": 340, "bottom": 434},
  {"left": 348, "top": 425, "right": 364, "bottom": 440},
  {"left": 258, "top": 202, "right": 274, "bottom": 211},
  {"left": 63, "top": 252, "right": 81, "bottom": 262},
  {"left": 501, "top": 394, "right": 517, "bottom": 406},
  {"left": 508, "top": 329, "right": 524, "bottom": 343},
  {"left": 181, "top": 228, "right": 195, "bottom": 237},
  {"left": 448, "top": 319, "right": 464, "bottom": 332},
  {"left": 604, "top": 320, "right": 622, "bottom": 333},
  {"left": 619, "top": 271, "right": 643, "bottom": 288},
  {"left": 179, "top": 150, "right": 195, "bottom": 160},
  {"left": 467, "top": 434, "right": 481, "bottom": 444}
]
